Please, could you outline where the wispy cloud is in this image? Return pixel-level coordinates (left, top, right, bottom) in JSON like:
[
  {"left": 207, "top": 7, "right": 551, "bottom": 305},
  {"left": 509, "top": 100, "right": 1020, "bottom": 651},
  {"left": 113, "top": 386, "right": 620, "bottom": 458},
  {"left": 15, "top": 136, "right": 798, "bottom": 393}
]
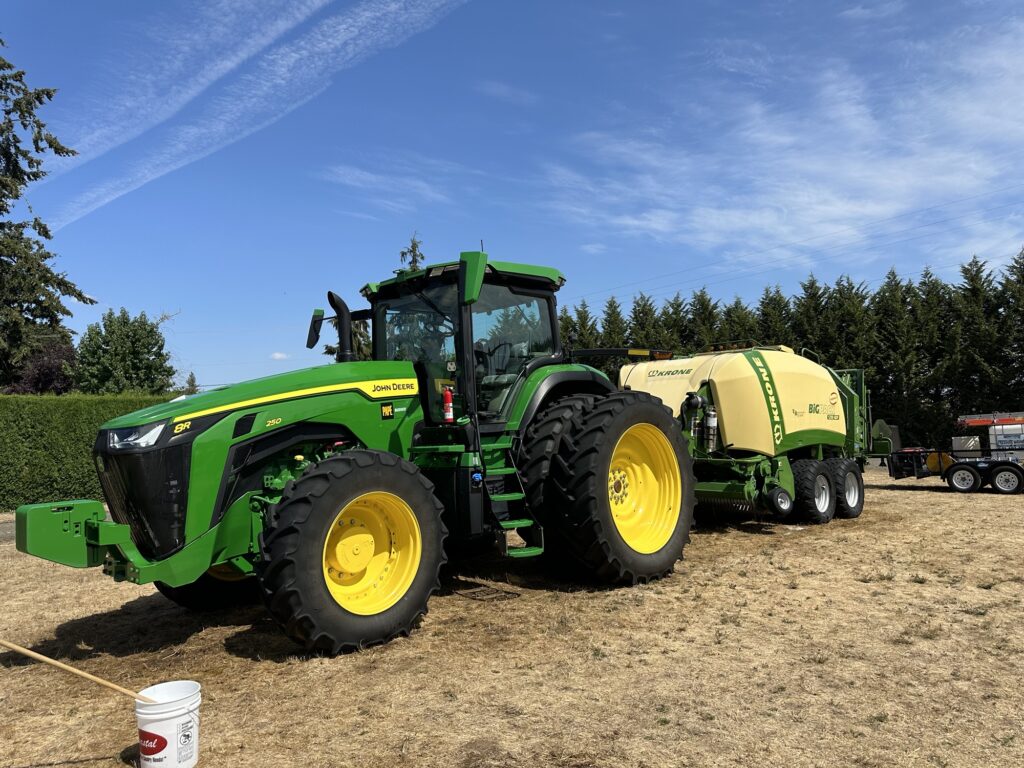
[
  {"left": 706, "top": 39, "right": 774, "bottom": 83},
  {"left": 54, "top": 0, "right": 469, "bottom": 228},
  {"left": 52, "top": 0, "right": 333, "bottom": 173},
  {"left": 322, "top": 151, "right": 483, "bottom": 213},
  {"left": 839, "top": 2, "right": 906, "bottom": 20},
  {"left": 475, "top": 80, "right": 539, "bottom": 106},
  {"left": 546, "top": 18, "right": 1024, "bottom": 296},
  {"left": 324, "top": 164, "right": 450, "bottom": 212},
  {"left": 270, "top": 352, "right": 290, "bottom": 361}
]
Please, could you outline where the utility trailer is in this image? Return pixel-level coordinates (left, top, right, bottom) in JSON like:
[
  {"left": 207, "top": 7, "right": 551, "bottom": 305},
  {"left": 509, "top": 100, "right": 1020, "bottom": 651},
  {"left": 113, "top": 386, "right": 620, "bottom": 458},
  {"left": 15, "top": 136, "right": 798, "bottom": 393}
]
[{"left": 888, "top": 412, "right": 1024, "bottom": 494}]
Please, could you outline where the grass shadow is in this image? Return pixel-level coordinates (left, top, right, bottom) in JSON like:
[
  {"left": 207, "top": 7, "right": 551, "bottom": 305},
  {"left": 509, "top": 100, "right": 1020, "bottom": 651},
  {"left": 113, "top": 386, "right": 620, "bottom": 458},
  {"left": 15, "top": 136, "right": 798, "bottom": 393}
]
[{"left": 0, "top": 592, "right": 262, "bottom": 666}]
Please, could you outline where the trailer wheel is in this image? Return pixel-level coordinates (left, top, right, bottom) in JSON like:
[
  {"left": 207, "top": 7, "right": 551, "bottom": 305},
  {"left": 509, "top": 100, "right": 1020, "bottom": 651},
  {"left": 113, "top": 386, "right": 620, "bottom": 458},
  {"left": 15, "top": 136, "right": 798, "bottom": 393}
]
[
  {"left": 791, "top": 459, "right": 836, "bottom": 524},
  {"left": 826, "top": 458, "right": 864, "bottom": 519},
  {"left": 155, "top": 568, "right": 259, "bottom": 611},
  {"left": 257, "top": 450, "right": 446, "bottom": 654},
  {"left": 946, "top": 465, "right": 982, "bottom": 493},
  {"left": 549, "top": 391, "right": 695, "bottom": 584},
  {"left": 990, "top": 464, "right": 1023, "bottom": 495}
]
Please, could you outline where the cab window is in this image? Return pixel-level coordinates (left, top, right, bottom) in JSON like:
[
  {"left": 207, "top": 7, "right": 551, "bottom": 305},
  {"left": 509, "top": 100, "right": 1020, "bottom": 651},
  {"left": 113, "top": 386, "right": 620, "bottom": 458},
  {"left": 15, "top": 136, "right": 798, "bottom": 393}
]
[{"left": 472, "top": 283, "right": 555, "bottom": 415}]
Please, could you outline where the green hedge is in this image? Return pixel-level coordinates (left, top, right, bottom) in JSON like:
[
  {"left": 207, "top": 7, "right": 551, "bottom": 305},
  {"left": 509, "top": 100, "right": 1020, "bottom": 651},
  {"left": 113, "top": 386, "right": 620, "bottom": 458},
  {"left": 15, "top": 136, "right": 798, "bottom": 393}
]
[{"left": 0, "top": 394, "right": 168, "bottom": 510}]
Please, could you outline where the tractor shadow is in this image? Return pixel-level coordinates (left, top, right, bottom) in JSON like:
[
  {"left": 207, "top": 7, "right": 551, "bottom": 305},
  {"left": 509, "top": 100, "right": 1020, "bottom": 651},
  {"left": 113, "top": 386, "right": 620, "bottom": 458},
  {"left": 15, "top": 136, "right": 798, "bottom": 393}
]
[
  {"left": 0, "top": 593, "right": 262, "bottom": 666},
  {"left": 691, "top": 504, "right": 785, "bottom": 536}
]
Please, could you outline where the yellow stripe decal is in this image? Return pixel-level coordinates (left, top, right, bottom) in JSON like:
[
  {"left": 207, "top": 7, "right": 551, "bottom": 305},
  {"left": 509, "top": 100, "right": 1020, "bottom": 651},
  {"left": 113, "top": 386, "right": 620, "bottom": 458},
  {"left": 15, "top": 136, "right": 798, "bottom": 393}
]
[{"left": 172, "top": 378, "right": 419, "bottom": 422}]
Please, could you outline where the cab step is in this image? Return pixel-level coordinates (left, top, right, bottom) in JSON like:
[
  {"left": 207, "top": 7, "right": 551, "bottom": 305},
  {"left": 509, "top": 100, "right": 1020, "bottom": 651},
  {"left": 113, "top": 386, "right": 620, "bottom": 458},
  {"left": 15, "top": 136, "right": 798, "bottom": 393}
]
[
  {"left": 499, "top": 518, "right": 534, "bottom": 530},
  {"left": 505, "top": 546, "right": 544, "bottom": 558},
  {"left": 489, "top": 491, "right": 525, "bottom": 503}
]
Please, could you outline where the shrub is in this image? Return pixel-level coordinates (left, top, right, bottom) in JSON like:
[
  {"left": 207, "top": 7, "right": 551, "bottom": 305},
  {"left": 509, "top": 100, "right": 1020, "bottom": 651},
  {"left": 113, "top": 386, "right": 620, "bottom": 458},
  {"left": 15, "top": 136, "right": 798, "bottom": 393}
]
[{"left": 0, "top": 394, "right": 167, "bottom": 510}]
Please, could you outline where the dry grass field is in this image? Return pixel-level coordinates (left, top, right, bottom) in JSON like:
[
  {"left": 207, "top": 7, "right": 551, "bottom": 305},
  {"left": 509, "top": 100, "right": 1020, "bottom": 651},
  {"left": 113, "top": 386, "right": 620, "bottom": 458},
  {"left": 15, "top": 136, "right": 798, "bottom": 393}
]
[{"left": 1, "top": 465, "right": 1022, "bottom": 768}]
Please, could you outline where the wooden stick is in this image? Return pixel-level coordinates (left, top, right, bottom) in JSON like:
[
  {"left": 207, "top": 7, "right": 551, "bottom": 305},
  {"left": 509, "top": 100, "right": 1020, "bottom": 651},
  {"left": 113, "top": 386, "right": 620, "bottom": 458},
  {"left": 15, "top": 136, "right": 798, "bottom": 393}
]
[{"left": 1, "top": 638, "right": 156, "bottom": 703}]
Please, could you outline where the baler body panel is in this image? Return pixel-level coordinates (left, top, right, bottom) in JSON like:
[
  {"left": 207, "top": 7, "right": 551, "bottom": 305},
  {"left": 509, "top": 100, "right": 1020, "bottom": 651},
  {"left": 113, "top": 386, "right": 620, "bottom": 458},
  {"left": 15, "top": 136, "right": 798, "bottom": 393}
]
[{"left": 620, "top": 348, "right": 846, "bottom": 457}]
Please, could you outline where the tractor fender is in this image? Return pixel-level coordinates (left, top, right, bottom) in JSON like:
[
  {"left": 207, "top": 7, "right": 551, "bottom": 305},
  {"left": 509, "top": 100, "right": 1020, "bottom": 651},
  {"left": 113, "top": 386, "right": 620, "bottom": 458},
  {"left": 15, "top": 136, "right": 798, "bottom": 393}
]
[{"left": 516, "top": 370, "right": 615, "bottom": 435}]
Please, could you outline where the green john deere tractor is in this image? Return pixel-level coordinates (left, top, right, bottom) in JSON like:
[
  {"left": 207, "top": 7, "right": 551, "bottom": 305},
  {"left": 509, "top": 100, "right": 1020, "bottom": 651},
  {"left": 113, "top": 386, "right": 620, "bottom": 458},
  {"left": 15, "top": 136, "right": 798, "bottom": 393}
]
[{"left": 16, "top": 251, "right": 694, "bottom": 653}]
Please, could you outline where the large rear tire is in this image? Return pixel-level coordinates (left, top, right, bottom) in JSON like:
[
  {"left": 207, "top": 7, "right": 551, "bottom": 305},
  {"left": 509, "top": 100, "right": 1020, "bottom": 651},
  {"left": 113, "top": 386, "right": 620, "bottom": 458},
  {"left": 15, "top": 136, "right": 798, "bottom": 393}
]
[
  {"left": 520, "top": 393, "right": 596, "bottom": 562},
  {"left": 826, "top": 457, "right": 864, "bottom": 519},
  {"left": 257, "top": 450, "right": 446, "bottom": 654},
  {"left": 792, "top": 459, "right": 836, "bottom": 524},
  {"left": 548, "top": 391, "right": 695, "bottom": 584}
]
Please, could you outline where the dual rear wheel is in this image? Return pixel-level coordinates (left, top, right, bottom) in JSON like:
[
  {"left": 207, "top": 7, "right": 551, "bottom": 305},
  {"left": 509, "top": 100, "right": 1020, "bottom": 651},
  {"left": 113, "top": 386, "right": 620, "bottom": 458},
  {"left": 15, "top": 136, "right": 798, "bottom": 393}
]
[
  {"left": 523, "top": 391, "right": 695, "bottom": 584},
  {"left": 789, "top": 457, "right": 863, "bottom": 524}
]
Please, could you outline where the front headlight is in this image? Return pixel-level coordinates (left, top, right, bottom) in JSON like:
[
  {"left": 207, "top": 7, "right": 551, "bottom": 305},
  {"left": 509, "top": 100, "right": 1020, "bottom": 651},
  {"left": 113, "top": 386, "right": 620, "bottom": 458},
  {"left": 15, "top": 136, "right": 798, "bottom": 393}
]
[{"left": 108, "top": 421, "right": 166, "bottom": 450}]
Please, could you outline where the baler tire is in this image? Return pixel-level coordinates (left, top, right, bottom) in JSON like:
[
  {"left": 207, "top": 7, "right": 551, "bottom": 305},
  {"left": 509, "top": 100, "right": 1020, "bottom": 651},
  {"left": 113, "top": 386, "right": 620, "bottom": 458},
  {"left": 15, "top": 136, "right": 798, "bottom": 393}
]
[
  {"left": 548, "top": 391, "right": 695, "bottom": 584},
  {"left": 520, "top": 393, "right": 597, "bottom": 563},
  {"left": 256, "top": 450, "right": 446, "bottom": 655},
  {"left": 990, "top": 464, "right": 1023, "bottom": 495},
  {"left": 155, "top": 571, "right": 259, "bottom": 612},
  {"left": 827, "top": 458, "right": 864, "bottom": 519},
  {"left": 946, "top": 464, "right": 982, "bottom": 493},
  {"left": 792, "top": 459, "right": 836, "bottom": 524}
]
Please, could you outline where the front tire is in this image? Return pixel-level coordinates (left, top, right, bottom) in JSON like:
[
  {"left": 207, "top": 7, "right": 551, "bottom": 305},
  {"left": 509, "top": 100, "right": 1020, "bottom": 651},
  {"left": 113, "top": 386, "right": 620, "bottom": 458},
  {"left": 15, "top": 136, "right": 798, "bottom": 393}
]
[
  {"left": 549, "top": 391, "right": 695, "bottom": 584},
  {"left": 827, "top": 457, "right": 864, "bottom": 519},
  {"left": 257, "top": 450, "right": 446, "bottom": 654},
  {"left": 792, "top": 459, "right": 836, "bottom": 524}
]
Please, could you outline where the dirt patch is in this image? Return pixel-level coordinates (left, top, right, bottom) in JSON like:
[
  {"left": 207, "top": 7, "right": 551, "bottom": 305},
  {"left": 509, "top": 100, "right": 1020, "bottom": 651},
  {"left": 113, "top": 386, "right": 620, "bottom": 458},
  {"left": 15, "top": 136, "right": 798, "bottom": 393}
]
[{"left": 1, "top": 466, "right": 1021, "bottom": 767}]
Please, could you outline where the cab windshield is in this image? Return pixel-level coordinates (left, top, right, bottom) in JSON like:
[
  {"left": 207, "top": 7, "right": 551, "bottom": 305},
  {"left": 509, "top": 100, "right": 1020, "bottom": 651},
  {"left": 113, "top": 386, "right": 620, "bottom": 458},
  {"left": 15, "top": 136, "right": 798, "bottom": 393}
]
[{"left": 374, "top": 282, "right": 459, "bottom": 422}]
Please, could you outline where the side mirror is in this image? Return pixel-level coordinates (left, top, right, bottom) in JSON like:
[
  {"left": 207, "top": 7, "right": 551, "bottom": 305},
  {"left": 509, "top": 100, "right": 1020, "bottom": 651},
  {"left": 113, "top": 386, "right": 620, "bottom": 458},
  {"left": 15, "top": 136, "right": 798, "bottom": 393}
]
[{"left": 306, "top": 308, "right": 325, "bottom": 349}]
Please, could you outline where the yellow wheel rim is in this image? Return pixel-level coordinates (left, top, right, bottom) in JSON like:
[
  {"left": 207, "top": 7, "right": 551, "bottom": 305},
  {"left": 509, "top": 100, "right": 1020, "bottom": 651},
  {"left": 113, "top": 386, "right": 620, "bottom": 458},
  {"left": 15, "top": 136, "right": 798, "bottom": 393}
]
[
  {"left": 607, "top": 423, "right": 682, "bottom": 554},
  {"left": 322, "top": 492, "right": 422, "bottom": 616}
]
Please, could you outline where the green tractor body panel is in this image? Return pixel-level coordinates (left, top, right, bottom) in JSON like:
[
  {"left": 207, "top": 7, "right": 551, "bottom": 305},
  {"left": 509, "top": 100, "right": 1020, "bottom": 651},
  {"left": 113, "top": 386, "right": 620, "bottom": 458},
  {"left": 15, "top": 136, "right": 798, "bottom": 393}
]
[{"left": 16, "top": 250, "right": 599, "bottom": 589}]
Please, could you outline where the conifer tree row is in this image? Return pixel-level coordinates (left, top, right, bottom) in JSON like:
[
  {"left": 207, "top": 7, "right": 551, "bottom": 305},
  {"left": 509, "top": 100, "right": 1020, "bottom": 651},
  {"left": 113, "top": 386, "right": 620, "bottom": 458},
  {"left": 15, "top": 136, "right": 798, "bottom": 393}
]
[{"left": 560, "top": 251, "right": 1023, "bottom": 445}]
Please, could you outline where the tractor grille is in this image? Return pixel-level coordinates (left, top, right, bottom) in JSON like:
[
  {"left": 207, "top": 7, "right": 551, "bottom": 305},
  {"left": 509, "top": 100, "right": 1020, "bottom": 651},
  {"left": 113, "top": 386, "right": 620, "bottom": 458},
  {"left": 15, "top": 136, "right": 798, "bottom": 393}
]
[{"left": 95, "top": 443, "right": 191, "bottom": 560}]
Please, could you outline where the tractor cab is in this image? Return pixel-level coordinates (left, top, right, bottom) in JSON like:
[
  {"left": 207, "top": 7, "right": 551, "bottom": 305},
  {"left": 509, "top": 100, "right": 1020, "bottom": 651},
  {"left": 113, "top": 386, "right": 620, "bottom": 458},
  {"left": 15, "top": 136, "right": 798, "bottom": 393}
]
[{"left": 358, "top": 252, "right": 563, "bottom": 425}]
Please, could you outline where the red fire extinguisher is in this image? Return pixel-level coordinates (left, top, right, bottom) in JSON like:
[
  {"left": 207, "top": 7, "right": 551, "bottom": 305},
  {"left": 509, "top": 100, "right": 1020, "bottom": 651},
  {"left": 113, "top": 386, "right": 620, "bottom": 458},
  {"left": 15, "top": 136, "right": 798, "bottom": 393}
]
[{"left": 442, "top": 385, "right": 454, "bottom": 423}]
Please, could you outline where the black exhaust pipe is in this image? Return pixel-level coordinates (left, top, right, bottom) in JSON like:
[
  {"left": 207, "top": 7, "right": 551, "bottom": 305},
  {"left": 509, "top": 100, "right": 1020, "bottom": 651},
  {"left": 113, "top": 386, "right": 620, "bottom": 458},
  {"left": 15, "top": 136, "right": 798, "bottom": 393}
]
[{"left": 327, "top": 291, "right": 354, "bottom": 362}]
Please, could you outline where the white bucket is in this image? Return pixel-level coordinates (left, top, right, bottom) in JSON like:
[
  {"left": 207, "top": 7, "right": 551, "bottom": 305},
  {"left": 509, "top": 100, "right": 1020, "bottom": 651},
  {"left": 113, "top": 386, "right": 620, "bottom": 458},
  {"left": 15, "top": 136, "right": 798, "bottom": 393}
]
[{"left": 135, "top": 680, "right": 201, "bottom": 768}]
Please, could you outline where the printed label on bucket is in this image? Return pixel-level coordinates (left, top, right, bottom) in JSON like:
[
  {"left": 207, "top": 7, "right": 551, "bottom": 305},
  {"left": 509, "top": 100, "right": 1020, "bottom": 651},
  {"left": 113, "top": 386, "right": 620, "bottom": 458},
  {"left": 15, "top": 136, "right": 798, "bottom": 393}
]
[
  {"left": 177, "top": 720, "right": 196, "bottom": 763},
  {"left": 139, "top": 730, "right": 167, "bottom": 757}
]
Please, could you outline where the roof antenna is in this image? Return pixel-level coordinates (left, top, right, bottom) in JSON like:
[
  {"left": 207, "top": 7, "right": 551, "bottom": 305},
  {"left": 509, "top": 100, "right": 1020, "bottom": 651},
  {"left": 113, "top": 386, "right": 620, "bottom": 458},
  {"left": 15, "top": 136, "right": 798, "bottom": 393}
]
[{"left": 480, "top": 239, "right": 484, "bottom": 252}]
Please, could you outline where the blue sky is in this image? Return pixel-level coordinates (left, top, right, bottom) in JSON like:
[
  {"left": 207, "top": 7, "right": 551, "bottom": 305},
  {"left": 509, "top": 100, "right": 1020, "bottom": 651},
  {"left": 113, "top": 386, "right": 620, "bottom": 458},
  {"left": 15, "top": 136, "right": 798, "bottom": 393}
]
[{"left": 4, "top": 0, "right": 1023, "bottom": 387}]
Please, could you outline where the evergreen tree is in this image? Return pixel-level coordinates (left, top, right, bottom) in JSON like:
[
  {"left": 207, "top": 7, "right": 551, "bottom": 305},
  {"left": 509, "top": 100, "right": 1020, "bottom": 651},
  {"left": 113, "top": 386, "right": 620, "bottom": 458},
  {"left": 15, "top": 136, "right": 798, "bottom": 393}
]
[
  {"left": 870, "top": 270, "right": 923, "bottom": 439},
  {"left": 1, "top": 40, "right": 93, "bottom": 388},
  {"left": 558, "top": 305, "right": 576, "bottom": 348},
  {"left": 999, "top": 248, "right": 1024, "bottom": 407},
  {"left": 659, "top": 292, "right": 690, "bottom": 352},
  {"left": 689, "top": 288, "right": 719, "bottom": 350},
  {"left": 791, "top": 275, "right": 829, "bottom": 354},
  {"left": 914, "top": 267, "right": 955, "bottom": 444},
  {"left": 76, "top": 308, "right": 175, "bottom": 394},
  {"left": 598, "top": 296, "right": 628, "bottom": 378},
  {"left": 756, "top": 286, "right": 793, "bottom": 348},
  {"left": 718, "top": 297, "right": 759, "bottom": 345},
  {"left": 945, "top": 257, "right": 1002, "bottom": 414},
  {"left": 822, "top": 276, "right": 875, "bottom": 371},
  {"left": 399, "top": 232, "right": 425, "bottom": 271},
  {"left": 183, "top": 371, "right": 199, "bottom": 395},
  {"left": 627, "top": 292, "right": 665, "bottom": 349},
  {"left": 573, "top": 299, "right": 600, "bottom": 349}
]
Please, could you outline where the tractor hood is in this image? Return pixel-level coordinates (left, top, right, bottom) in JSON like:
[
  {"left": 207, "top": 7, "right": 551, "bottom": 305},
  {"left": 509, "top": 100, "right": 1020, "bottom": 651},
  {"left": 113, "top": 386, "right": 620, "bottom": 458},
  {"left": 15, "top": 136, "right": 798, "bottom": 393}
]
[{"left": 101, "top": 360, "right": 418, "bottom": 429}]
